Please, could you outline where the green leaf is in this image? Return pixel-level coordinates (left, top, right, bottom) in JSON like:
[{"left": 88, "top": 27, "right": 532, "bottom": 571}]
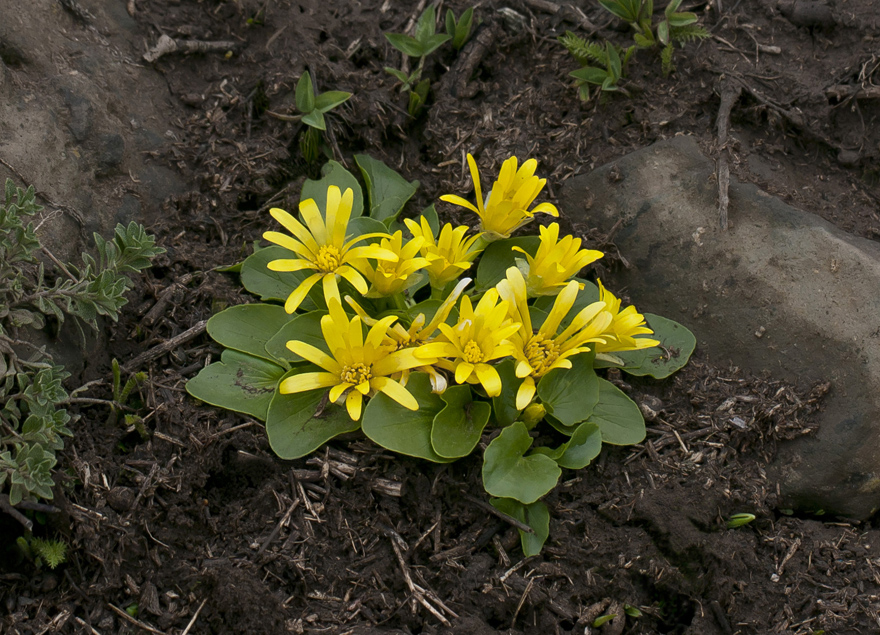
[
  {"left": 593, "top": 614, "right": 617, "bottom": 628},
  {"left": 601, "top": 313, "right": 696, "bottom": 379},
  {"left": 533, "top": 278, "right": 600, "bottom": 328},
  {"left": 295, "top": 71, "right": 315, "bottom": 113},
  {"left": 606, "top": 42, "right": 622, "bottom": 80},
  {"left": 354, "top": 154, "right": 419, "bottom": 224},
  {"left": 415, "top": 5, "right": 437, "bottom": 41},
  {"left": 657, "top": 19, "right": 670, "bottom": 46},
  {"left": 570, "top": 66, "right": 610, "bottom": 86},
  {"left": 598, "top": 0, "right": 638, "bottom": 22},
  {"left": 301, "top": 160, "right": 364, "bottom": 218},
  {"left": 264, "top": 310, "right": 328, "bottom": 364},
  {"left": 420, "top": 33, "right": 452, "bottom": 57},
  {"left": 186, "top": 349, "right": 286, "bottom": 420},
  {"left": 668, "top": 12, "right": 698, "bottom": 27},
  {"left": 301, "top": 110, "right": 326, "bottom": 131},
  {"left": 420, "top": 204, "right": 440, "bottom": 236},
  {"left": 206, "top": 303, "right": 292, "bottom": 363},
  {"left": 240, "top": 245, "right": 316, "bottom": 308},
  {"left": 588, "top": 379, "right": 645, "bottom": 445},
  {"left": 384, "top": 67, "right": 409, "bottom": 83},
  {"left": 492, "top": 358, "right": 524, "bottom": 426},
  {"left": 537, "top": 353, "right": 600, "bottom": 428},
  {"left": 314, "top": 90, "right": 351, "bottom": 113},
  {"left": 430, "top": 385, "right": 491, "bottom": 459},
  {"left": 451, "top": 7, "right": 474, "bottom": 50},
  {"left": 475, "top": 236, "right": 540, "bottom": 291},
  {"left": 490, "top": 498, "right": 550, "bottom": 556},
  {"left": 361, "top": 373, "right": 454, "bottom": 462},
  {"left": 265, "top": 375, "right": 359, "bottom": 459},
  {"left": 633, "top": 32, "right": 654, "bottom": 48},
  {"left": 531, "top": 422, "right": 602, "bottom": 469},
  {"left": 347, "top": 215, "right": 388, "bottom": 239},
  {"left": 385, "top": 33, "right": 424, "bottom": 58},
  {"left": 482, "top": 422, "right": 561, "bottom": 504},
  {"left": 665, "top": 0, "right": 683, "bottom": 15}
]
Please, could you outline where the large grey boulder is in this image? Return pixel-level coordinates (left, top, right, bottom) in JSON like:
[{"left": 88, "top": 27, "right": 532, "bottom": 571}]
[{"left": 560, "top": 135, "right": 880, "bottom": 520}]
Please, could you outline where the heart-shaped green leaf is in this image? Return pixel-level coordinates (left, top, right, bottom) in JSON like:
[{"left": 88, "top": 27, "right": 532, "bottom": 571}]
[
  {"left": 264, "top": 310, "right": 328, "bottom": 364},
  {"left": 265, "top": 372, "right": 360, "bottom": 459},
  {"left": 206, "top": 303, "right": 291, "bottom": 364},
  {"left": 595, "top": 313, "right": 696, "bottom": 379},
  {"left": 301, "top": 160, "right": 364, "bottom": 218},
  {"left": 490, "top": 498, "right": 550, "bottom": 556},
  {"left": 531, "top": 422, "right": 602, "bottom": 469},
  {"left": 430, "top": 385, "right": 491, "bottom": 459},
  {"left": 186, "top": 349, "right": 286, "bottom": 421},
  {"left": 361, "top": 373, "right": 454, "bottom": 462},
  {"left": 588, "top": 379, "right": 645, "bottom": 445},
  {"left": 491, "top": 358, "right": 523, "bottom": 426},
  {"left": 482, "top": 422, "right": 561, "bottom": 504},
  {"left": 475, "top": 236, "right": 540, "bottom": 291},
  {"left": 240, "top": 246, "right": 315, "bottom": 308},
  {"left": 354, "top": 154, "right": 419, "bottom": 224},
  {"left": 537, "top": 352, "right": 600, "bottom": 428}
]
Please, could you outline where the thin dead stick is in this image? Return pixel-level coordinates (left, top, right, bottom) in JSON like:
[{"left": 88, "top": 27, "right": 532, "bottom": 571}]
[
  {"left": 73, "top": 617, "right": 102, "bottom": 635},
  {"left": 256, "top": 499, "right": 301, "bottom": 557},
  {"left": 461, "top": 492, "right": 535, "bottom": 534},
  {"left": 0, "top": 493, "right": 33, "bottom": 531},
  {"left": 776, "top": 537, "right": 802, "bottom": 577},
  {"left": 180, "top": 598, "right": 207, "bottom": 635},
  {"left": 521, "top": 0, "right": 598, "bottom": 31},
  {"left": 716, "top": 78, "right": 741, "bottom": 230},
  {"left": 106, "top": 603, "right": 164, "bottom": 634},
  {"left": 122, "top": 320, "right": 207, "bottom": 373},
  {"left": 390, "top": 539, "right": 451, "bottom": 625},
  {"left": 143, "top": 34, "right": 242, "bottom": 63},
  {"left": 826, "top": 85, "right": 880, "bottom": 101},
  {"left": 141, "top": 273, "right": 195, "bottom": 326}
]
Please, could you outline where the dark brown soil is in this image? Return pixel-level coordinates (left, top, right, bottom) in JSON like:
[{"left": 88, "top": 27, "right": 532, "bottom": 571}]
[{"left": 3, "top": 0, "right": 880, "bottom": 633}]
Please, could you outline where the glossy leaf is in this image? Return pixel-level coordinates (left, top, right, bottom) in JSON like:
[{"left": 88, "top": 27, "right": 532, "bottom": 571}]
[
  {"left": 240, "top": 246, "right": 316, "bottom": 309},
  {"left": 265, "top": 310, "right": 328, "bottom": 364},
  {"left": 490, "top": 498, "right": 550, "bottom": 556},
  {"left": 482, "top": 422, "right": 561, "bottom": 504},
  {"left": 491, "top": 358, "right": 524, "bottom": 426},
  {"left": 475, "top": 236, "right": 540, "bottom": 291},
  {"left": 301, "top": 160, "right": 364, "bottom": 218},
  {"left": 206, "top": 303, "right": 291, "bottom": 364},
  {"left": 588, "top": 378, "right": 645, "bottom": 445},
  {"left": 314, "top": 90, "right": 351, "bottom": 113},
  {"left": 385, "top": 33, "right": 424, "bottom": 58},
  {"left": 295, "top": 71, "right": 315, "bottom": 113},
  {"left": 186, "top": 349, "right": 286, "bottom": 421},
  {"left": 266, "top": 374, "right": 360, "bottom": 459},
  {"left": 354, "top": 154, "right": 419, "bottom": 224},
  {"left": 430, "top": 385, "right": 491, "bottom": 459},
  {"left": 531, "top": 422, "right": 602, "bottom": 469},
  {"left": 597, "top": 313, "right": 696, "bottom": 379},
  {"left": 537, "top": 352, "right": 600, "bottom": 428},
  {"left": 301, "top": 109, "right": 326, "bottom": 131},
  {"left": 361, "top": 373, "right": 453, "bottom": 462}
]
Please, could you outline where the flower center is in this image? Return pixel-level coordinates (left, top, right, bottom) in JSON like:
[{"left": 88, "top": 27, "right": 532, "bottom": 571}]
[
  {"left": 340, "top": 362, "right": 371, "bottom": 386},
  {"left": 315, "top": 245, "right": 342, "bottom": 272},
  {"left": 525, "top": 334, "right": 560, "bottom": 376},
  {"left": 462, "top": 340, "right": 483, "bottom": 363}
]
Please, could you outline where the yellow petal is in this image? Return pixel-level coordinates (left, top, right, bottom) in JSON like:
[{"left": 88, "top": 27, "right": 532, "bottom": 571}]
[
  {"left": 284, "top": 273, "right": 322, "bottom": 313},
  {"left": 267, "top": 258, "right": 314, "bottom": 273},
  {"left": 439, "top": 194, "right": 480, "bottom": 215},
  {"left": 279, "top": 372, "right": 338, "bottom": 394},
  {"left": 372, "top": 376, "right": 418, "bottom": 410},
  {"left": 263, "top": 231, "right": 314, "bottom": 259},
  {"left": 474, "top": 363, "right": 502, "bottom": 397},
  {"left": 286, "top": 341, "right": 341, "bottom": 373},
  {"left": 515, "top": 376, "right": 536, "bottom": 410},
  {"left": 454, "top": 361, "right": 474, "bottom": 384},
  {"left": 269, "top": 208, "right": 320, "bottom": 253},
  {"left": 345, "top": 391, "right": 363, "bottom": 420},
  {"left": 329, "top": 382, "right": 350, "bottom": 403},
  {"left": 299, "top": 198, "right": 328, "bottom": 245}
]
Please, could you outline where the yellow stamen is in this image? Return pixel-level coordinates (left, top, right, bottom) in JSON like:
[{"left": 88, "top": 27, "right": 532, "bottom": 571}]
[
  {"left": 340, "top": 362, "right": 371, "bottom": 385},
  {"left": 525, "top": 333, "right": 560, "bottom": 376},
  {"left": 463, "top": 341, "right": 483, "bottom": 363},
  {"left": 316, "top": 245, "right": 342, "bottom": 272}
]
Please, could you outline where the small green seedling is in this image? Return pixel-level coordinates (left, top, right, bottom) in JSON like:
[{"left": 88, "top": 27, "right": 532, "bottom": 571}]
[
  {"left": 726, "top": 513, "right": 756, "bottom": 528},
  {"left": 295, "top": 71, "right": 352, "bottom": 162},
  {"left": 385, "top": 5, "right": 452, "bottom": 116},
  {"left": 445, "top": 7, "right": 475, "bottom": 50},
  {"left": 592, "top": 613, "right": 618, "bottom": 627},
  {"left": 108, "top": 359, "right": 148, "bottom": 440},
  {"left": 624, "top": 604, "right": 643, "bottom": 617},
  {"left": 566, "top": 39, "right": 633, "bottom": 100},
  {"left": 16, "top": 535, "right": 68, "bottom": 569}
]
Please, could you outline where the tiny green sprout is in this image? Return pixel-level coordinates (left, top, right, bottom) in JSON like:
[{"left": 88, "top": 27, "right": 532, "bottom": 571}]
[
  {"left": 592, "top": 614, "right": 618, "bottom": 627},
  {"left": 294, "top": 71, "right": 352, "bottom": 162},
  {"left": 727, "top": 513, "right": 756, "bottom": 528},
  {"left": 126, "top": 603, "right": 139, "bottom": 617},
  {"left": 384, "top": 5, "right": 451, "bottom": 115},
  {"left": 31, "top": 537, "right": 67, "bottom": 569},
  {"left": 568, "top": 41, "right": 633, "bottom": 100},
  {"left": 445, "top": 7, "right": 475, "bottom": 51},
  {"left": 624, "top": 604, "right": 643, "bottom": 617}
]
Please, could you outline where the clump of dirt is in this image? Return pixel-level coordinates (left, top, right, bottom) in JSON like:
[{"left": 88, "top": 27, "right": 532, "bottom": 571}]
[{"left": 2, "top": 0, "right": 880, "bottom": 633}]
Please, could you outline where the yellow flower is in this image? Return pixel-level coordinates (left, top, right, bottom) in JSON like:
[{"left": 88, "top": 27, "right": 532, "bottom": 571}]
[
  {"left": 440, "top": 154, "right": 559, "bottom": 241},
  {"left": 353, "top": 230, "right": 430, "bottom": 298},
  {"left": 346, "top": 277, "right": 472, "bottom": 393},
  {"left": 281, "top": 299, "right": 436, "bottom": 420},
  {"left": 263, "top": 185, "right": 397, "bottom": 313},
  {"left": 416, "top": 289, "right": 520, "bottom": 397},
  {"left": 513, "top": 223, "right": 604, "bottom": 297},
  {"left": 403, "top": 217, "right": 483, "bottom": 289},
  {"left": 496, "top": 267, "right": 612, "bottom": 409},
  {"left": 593, "top": 279, "right": 659, "bottom": 353}
]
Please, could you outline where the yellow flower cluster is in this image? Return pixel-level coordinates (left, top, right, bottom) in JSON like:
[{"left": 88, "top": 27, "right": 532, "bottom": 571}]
[{"left": 267, "top": 156, "right": 657, "bottom": 420}]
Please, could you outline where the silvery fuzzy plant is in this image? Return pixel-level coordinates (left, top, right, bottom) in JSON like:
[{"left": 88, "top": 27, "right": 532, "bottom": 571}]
[{"left": 0, "top": 179, "right": 164, "bottom": 510}]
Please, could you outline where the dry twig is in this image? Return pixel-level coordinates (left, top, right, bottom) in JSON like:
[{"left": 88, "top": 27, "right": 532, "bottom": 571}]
[{"left": 715, "top": 78, "right": 741, "bottom": 230}]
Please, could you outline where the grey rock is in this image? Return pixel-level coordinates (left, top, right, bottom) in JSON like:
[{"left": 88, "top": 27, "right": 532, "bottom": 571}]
[
  {"left": 96, "top": 132, "right": 125, "bottom": 171},
  {"left": 59, "top": 87, "right": 94, "bottom": 142},
  {"left": 560, "top": 135, "right": 880, "bottom": 520}
]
